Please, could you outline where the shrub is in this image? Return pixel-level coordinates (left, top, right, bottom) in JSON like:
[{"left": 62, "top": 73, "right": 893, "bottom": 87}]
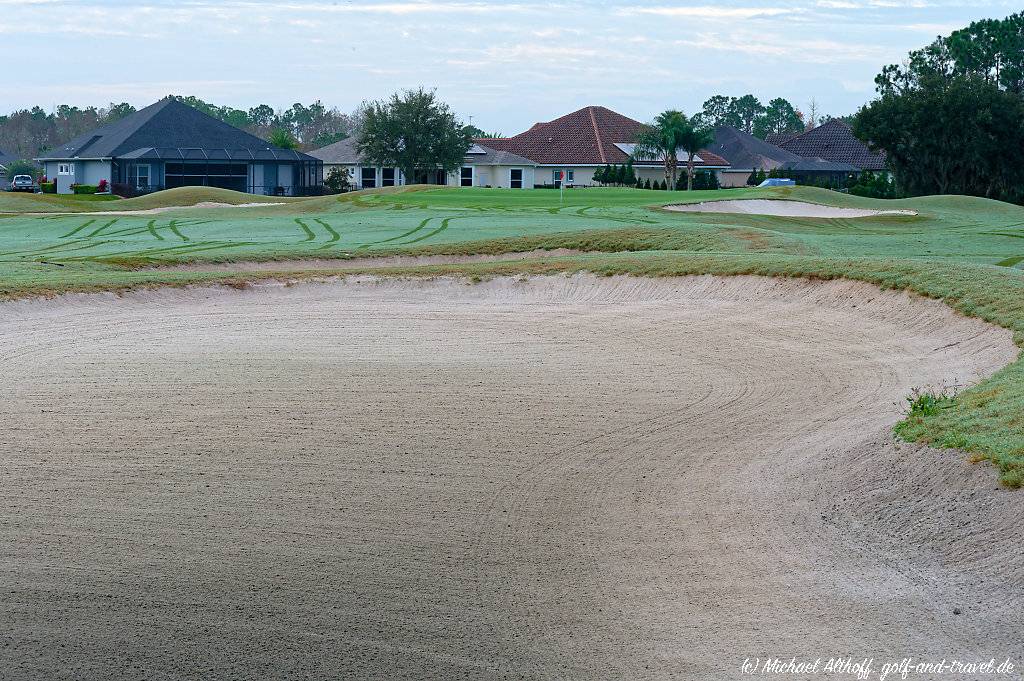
[
  {"left": 849, "top": 170, "right": 902, "bottom": 199},
  {"left": 324, "top": 167, "right": 353, "bottom": 194},
  {"left": 112, "top": 183, "right": 138, "bottom": 198},
  {"left": 40, "top": 182, "right": 56, "bottom": 194},
  {"left": 690, "top": 170, "right": 720, "bottom": 191},
  {"left": 644, "top": 178, "right": 652, "bottom": 190},
  {"left": 97, "top": 179, "right": 109, "bottom": 193},
  {"left": 72, "top": 184, "right": 99, "bottom": 195}
]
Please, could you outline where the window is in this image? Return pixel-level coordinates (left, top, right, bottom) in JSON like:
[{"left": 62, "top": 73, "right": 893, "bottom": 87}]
[
  {"left": 567, "top": 170, "right": 574, "bottom": 183},
  {"left": 58, "top": 163, "right": 74, "bottom": 175},
  {"left": 135, "top": 164, "right": 151, "bottom": 188},
  {"left": 460, "top": 166, "right": 473, "bottom": 187},
  {"left": 382, "top": 168, "right": 396, "bottom": 187},
  {"left": 509, "top": 168, "right": 523, "bottom": 189},
  {"left": 361, "top": 167, "right": 376, "bottom": 188}
]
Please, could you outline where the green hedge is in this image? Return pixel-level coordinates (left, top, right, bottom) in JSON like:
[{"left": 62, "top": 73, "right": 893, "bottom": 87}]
[
  {"left": 72, "top": 184, "right": 98, "bottom": 195},
  {"left": 40, "top": 182, "right": 56, "bottom": 194}
]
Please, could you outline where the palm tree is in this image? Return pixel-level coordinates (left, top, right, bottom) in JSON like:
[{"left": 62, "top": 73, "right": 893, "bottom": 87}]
[
  {"left": 633, "top": 110, "right": 689, "bottom": 188},
  {"left": 678, "top": 120, "right": 716, "bottom": 191},
  {"left": 268, "top": 128, "right": 299, "bottom": 150}
]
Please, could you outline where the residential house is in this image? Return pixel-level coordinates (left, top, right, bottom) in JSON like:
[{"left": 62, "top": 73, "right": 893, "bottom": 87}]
[
  {"left": 708, "top": 126, "right": 803, "bottom": 187},
  {"left": 36, "top": 98, "right": 323, "bottom": 196},
  {"left": 309, "top": 137, "right": 537, "bottom": 189},
  {"left": 766, "top": 119, "right": 886, "bottom": 171},
  {"left": 482, "top": 106, "right": 730, "bottom": 187}
]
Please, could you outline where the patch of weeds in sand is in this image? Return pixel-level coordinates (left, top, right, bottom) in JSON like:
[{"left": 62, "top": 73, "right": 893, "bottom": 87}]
[{"left": 902, "top": 386, "right": 957, "bottom": 418}]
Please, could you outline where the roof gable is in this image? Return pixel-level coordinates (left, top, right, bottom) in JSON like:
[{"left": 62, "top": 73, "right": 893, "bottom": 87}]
[
  {"left": 774, "top": 119, "right": 886, "bottom": 171},
  {"left": 709, "top": 126, "right": 801, "bottom": 170},
  {"left": 43, "top": 98, "right": 315, "bottom": 160},
  {"left": 309, "top": 136, "right": 361, "bottom": 164},
  {"left": 485, "top": 106, "right": 728, "bottom": 167}
]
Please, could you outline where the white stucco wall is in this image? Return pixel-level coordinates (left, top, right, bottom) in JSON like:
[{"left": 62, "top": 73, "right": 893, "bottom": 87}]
[
  {"left": 326, "top": 163, "right": 536, "bottom": 190},
  {"left": 467, "top": 165, "right": 534, "bottom": 189},
  {"left": 719, "top": 171, "right": 752, "bottom": 188}
]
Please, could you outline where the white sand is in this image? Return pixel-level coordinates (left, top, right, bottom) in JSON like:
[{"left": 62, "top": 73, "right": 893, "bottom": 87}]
[
  {"left": 0, "top": 274, "right": 1018, "bottom": 679},
  {"left": 665, "top": 199, "right": 917, "bottom": 218}
]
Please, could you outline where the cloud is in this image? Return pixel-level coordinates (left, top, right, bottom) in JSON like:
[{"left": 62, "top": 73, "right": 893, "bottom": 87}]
[
  {"left": 903, "top": 22, "right": 961, "bottom": 33},
  {"left": 815, "top": 0, "right": 933, "bottom": 7},
  {"left": 676, "top": 32, "right": 889, "bottom": 63},
  {"left": 618, "top": 6, "right": 796, "bottom": 19},
  {"left": 235, "top": 1, "right": 528, "bottom": 14}
]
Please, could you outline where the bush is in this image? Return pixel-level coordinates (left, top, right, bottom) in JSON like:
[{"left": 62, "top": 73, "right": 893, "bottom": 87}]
[
  {"left": 643, "top": 178, "right": 652, "bottom": 190},
  {"left": 690, "top": 170, "right": 720, "bottom": 191},
  {"left": 849, "top": 170, "right": 901, "bottom": 199},
  {"left": 324, "top": 167, "right": 353, "bottom": 194},
  {"left": 97, "top": 179, "right": 109, "bottom": 193},
  {"left": 40, "top": 182, "right": 55, "bottom": 194},
  {"left": 112, "top": 183, "right": 138, "bottom": 198},
  {"left": 72, "top": 184, "right": 99, "bottom": 195}
]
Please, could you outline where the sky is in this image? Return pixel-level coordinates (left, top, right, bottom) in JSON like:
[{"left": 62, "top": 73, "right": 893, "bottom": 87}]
[{"left": 0, "top": 0, "right": 1018, "bottom": 134}]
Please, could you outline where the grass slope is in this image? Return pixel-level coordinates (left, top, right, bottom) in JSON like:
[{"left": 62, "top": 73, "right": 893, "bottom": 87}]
[{"left": 1, "top": 185, "right": 1022, "bottom": 486}]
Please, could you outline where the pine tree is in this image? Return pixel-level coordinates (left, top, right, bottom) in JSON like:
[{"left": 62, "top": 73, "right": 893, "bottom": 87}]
[{"left": 644, "top": 178, "right": 652, "bottom": 190}]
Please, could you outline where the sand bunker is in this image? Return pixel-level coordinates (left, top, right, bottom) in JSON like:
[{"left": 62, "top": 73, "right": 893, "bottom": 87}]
[
  {"left": 665, "top": 198, "right": 917, "bottom": 218},
  {"left": 1, "top": 275, "right": 1019, "bottom": 679}
]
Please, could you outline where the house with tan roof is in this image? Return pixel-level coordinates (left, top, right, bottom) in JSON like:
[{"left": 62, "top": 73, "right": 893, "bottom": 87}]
[
  {"left": 482, "top": 106, "right": 730, "bottom": 188},
  {"left": 309, "top": 137, "right": 537, "bottom": 189},
  {"left": 310, "top": 105, "right": 730, "bottom": 190}
]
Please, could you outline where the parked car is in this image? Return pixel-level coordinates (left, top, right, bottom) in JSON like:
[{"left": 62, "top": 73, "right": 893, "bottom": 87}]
[{"left": 10, "top": 175, "right": 36, "bottom": 192}]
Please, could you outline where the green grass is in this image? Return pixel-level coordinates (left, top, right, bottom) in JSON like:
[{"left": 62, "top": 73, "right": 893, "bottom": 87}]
[{"left": 1, "top": 184, "right": 1023, "bottom": 486}]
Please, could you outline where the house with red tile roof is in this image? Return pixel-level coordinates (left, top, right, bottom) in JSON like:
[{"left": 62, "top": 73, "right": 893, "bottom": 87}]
[{"left": 482, "top": 106, "right": 730, "bottom": 188}]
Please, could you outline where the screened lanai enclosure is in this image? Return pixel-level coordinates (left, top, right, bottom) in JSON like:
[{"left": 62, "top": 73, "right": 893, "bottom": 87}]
[
  {"left": 37, "top": 98, "right": 325, "bottom": 197},
  {"left": 113, "top": 148, "right": 322, "bottom": 196}
]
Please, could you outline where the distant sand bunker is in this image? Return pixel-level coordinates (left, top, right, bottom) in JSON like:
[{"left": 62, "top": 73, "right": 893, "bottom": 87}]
[{"left": 665, "top": 199, "right": 917, "bottom": 218}]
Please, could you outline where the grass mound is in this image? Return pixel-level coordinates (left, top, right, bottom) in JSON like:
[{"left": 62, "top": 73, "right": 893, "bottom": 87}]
[{"left": 107, "top": 187, "right": 300, "bottom": 211}]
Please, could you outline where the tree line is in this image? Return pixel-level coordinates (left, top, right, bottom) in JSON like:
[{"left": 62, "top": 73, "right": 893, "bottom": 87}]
[
  {"left": 696, "top": 95, "right": 819, "bottom": 139},
  {"left": 0, "top": 96, "right": 357, "bottom": 161},
  {"left": 853, "top": 11, "right": 1024, "bottom": 203}
]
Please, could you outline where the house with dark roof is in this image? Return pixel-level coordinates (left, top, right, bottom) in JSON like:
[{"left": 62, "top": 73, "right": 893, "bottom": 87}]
[
  {"left": 708, "top": 126, "right": 803, "bottom": 187},
  {"left": 766, "top": 119, "right": 886, "bottom": 171},
  {"left": 483, "top": 106, "right": 729, "bottom": 187},
  {"left": 36, "top": 98, "right": 322, "bottom": 196},
  {"left": 309, "top": 137, "right": 537, "bottom": 189}
]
